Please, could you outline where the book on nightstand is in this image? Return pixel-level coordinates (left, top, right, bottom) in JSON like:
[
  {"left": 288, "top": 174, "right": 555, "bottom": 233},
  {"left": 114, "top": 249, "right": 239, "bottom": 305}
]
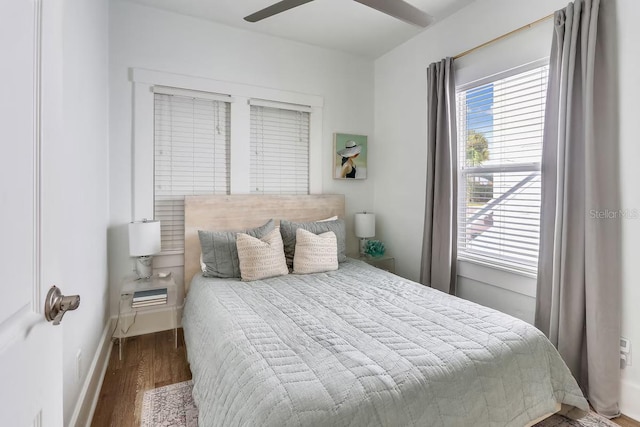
[
  {"left": 131, "top": 287, "right": 168, "bottom": 308},
  {"left": 132, "top": 287, "right": 167, "bottom": 302},
  {"left": 131, "top": 298, "right": 167, "bottom": 308}
]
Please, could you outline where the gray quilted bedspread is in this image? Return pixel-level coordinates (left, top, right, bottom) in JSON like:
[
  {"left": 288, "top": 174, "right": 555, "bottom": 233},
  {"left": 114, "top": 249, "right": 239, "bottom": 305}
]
[{"left": 183, "top": 259, "right": 588, "bottom": 427}]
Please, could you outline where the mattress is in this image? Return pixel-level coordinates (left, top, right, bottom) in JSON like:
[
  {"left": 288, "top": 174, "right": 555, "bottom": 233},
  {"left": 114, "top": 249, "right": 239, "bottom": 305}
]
[{"left": 182, "top": 259, "right": 588, "bottom": 427}]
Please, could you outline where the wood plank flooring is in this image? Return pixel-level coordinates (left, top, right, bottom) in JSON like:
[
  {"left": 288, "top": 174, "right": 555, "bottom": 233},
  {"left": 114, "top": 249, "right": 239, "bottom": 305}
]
[
  {"left": 91, "top": 329, "right": 639, "bottom": 427},
  {"left": 616, "top": 415, "right": 640, "bottom": 427},
  {"left": 91, "top": 329, "right": 191, "bottom": 427}
]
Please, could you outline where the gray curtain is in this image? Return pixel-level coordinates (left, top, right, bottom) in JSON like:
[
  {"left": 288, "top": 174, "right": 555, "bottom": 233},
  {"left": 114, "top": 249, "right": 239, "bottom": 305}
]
[
  {"left": 535, "top": 0, "right": 620, "bottom": 417},
  {"left": 420, "top": 58, "right": 457, "bottom": 294}
]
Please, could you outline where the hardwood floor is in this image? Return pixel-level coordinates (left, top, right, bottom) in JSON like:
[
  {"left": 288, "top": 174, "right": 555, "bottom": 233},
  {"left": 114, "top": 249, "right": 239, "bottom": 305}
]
[
  {"left": 91, "top": 329, "right": 191, "bottom": 427},
  {"left": 90, "top": 329, "right": 639, "bottom": 427},
  {"left": 615, "top": 415, "right": 640, "bottom": 427}
]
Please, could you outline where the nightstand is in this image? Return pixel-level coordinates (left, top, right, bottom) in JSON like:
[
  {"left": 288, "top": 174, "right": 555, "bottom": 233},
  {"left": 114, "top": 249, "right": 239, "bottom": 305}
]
[
  {"left": 114, "top": 274, "right": 178, "bottom": 360},
  {"left": 358, "top": 255, "right": 395, "bottom": 274}
]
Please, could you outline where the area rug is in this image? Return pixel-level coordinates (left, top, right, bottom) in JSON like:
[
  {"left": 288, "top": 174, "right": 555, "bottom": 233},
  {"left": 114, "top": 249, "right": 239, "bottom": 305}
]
[
  {"left": 141, "top": 380, "right": 198, "bottom": 427},
  {"left": 141, "top": 380, "right": 617, "bottom": 427}
]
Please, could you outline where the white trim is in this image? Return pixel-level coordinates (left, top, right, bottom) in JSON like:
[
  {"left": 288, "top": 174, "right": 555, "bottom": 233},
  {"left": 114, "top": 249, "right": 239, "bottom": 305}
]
[
  {"left": 458, "top": 254, "right": 538, "bottom": 279},
  {"left": 32, "top": 411, "right": 41, "bottom": 427},
  {"left": 309, "top": 107, "right": 323, "bottom": 194},
  {"left": 457, "top": 259, "right": 537, "bottom": 298},
  {"left": 620, "top": 378, "right": 640, "bottom": 422},
  {"left": 462, "top": 162, "right": 541, "bottom": 175},
  {"left": 456, "top": 58, "right": 550, "bottom": 92},
  {"left": 249, "top": 98, "right": 312, "bottom": 113},
  {"left": 230, "top": 97, "right": 251, "bottom": 193},
  {"left": 69, "top": 321, "right": 113, "bottom": 427},
  {"left": 156, "top": 250, "right": 184, "bottom": 257},
  {"left": 132, "top": 82, "right": 154, "bottom": 221},
  {"left": 152, "top": 85, "right": 233, "bottom": 103},
  {"left": 133, "top": 67, "right": 324, "bottom": 219},
  {"left": 456, "top": 61, "right": 547, "bottom": 276},
  {"left": 32, "top": 0, "right": 43, "bottom": 314},
  {"left": 132, "top": 68, "right": 323, "bottom": 108}
]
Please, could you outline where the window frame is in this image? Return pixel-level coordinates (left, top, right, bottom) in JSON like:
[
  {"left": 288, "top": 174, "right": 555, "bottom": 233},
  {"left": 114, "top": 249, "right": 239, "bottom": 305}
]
[
  {"left": 249, "top": 103, "right": 311, "bottom": 195},
  {"left": 153, "top": 91, "right": 232, "bottom": 252},
  {"left": 131, "top": 68, "right": 324, "bottom": 255},
  {"left": 455, "top": 59, "right": 549, "bottom": 276}
]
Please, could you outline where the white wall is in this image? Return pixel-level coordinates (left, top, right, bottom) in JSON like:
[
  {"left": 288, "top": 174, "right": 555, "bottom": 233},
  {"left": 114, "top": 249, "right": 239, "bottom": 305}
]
[
  {"left": 58, "top": 0, "right": 110, "bottom": 424},
  {"left": 373, "top": 0, "right": 639, "bottom": 419},
  {"left": 108, "top": 1, "right": 375, "bottom": 316}
]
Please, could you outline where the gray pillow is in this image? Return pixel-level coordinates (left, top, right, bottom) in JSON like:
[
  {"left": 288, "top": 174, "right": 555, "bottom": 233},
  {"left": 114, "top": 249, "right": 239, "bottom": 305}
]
[
  {"left": 199, "top": 219, "right": 275, "bottom": 278},
  {"left": 280, "top": 219, "right": 346, "bottom": 269}
]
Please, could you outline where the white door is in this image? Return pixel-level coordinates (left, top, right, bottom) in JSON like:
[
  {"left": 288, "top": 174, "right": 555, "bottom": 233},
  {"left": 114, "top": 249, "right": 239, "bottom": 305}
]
[{"left": 0, "top": 0, "right": 67, "bottom": 425}]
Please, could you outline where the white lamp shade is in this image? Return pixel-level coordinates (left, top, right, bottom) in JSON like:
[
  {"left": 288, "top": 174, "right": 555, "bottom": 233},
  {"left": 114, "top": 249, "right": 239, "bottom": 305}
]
[
  {"left": 129, "top": 220, "right": 161, "bottom": 256},
  {"left": 354, "top": 212, "right": 375, "bottom": 238}
]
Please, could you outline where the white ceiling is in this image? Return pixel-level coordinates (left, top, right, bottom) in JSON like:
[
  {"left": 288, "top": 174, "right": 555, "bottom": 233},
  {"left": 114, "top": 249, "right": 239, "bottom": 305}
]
[{"left": 123, "top": 0, "right": 475, "bottom": 58}]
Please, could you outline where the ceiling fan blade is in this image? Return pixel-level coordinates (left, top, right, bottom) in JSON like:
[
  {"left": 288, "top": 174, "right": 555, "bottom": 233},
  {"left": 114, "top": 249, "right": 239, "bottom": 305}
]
[
  {"left": 244, "top": 0, "right": 315, "bottom": 22},
  {"left": 353, "top": 0, "right": 433, "bottom": 27}
]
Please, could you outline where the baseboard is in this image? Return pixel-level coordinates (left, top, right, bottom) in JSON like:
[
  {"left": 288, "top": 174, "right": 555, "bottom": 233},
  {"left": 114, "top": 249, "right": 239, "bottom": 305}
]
[
  {"left": 68, "top": 320, "right": 113, "bottom": 427},
  {"left": 68, "top": 307, "right": 184, "bottom": 426},
  {"left": 620, "top": 378, "right": 640, "bottom": 421}
]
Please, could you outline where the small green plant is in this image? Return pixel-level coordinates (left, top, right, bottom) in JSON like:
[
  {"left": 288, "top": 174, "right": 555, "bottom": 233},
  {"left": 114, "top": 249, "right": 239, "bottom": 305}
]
[{"left": 365, "top": 240, "right": 385, "bottom": 257}]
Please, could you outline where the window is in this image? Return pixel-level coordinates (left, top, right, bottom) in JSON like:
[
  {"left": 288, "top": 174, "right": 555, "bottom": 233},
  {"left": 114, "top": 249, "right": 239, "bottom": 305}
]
[
  {"left": 456, "top": 63, "right": 549, "bottom": 272},
  {"left": 154, "top": 92, "right": 230, "bottom": 252},
  {"left": 250, "top": 102, "right": 310, "bottom": 194},
  {"left": 133, "top": 69, "right": 323, "bottom": 256}
]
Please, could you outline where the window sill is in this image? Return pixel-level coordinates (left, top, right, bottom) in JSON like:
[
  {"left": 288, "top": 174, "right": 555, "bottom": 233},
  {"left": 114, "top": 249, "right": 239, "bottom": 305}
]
[
  {"left": 157, "top": 250, "right": 184, "bottom": 256},
  {"left": 458, "top": 255, "right": 537, "bottom": 279},
  {"left": 153, "top": 251, "right": 185, "bottom": 269},
  {"left": 457, "top": 257, "right": 537, "bottom": 298}
]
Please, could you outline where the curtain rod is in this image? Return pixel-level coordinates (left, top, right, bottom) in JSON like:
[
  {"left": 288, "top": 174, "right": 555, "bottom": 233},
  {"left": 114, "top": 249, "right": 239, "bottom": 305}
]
[{"left": 453, "top": 13, "right": 554, "bottom": 60}]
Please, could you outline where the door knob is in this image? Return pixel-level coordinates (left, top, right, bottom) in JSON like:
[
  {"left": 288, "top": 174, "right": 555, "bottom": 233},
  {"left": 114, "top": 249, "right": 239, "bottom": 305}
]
[{"left": 45, "top": 286, "right": 80, "bottom": 325}]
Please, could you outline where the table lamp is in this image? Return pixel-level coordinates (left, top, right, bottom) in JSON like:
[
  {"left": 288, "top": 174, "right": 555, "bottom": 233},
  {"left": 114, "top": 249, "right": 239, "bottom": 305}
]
[
  {"left": 129, "top": 219, "right": 161, "bottom": 279},
  {"left": 354, "top": 212, "right": 375, "bottom": 256}
]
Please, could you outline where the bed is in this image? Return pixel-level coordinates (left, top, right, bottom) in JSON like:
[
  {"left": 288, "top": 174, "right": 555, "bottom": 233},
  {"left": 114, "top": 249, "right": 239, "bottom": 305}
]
[{"left": 182, "top": 195, "right": 588, "bottom": 427}]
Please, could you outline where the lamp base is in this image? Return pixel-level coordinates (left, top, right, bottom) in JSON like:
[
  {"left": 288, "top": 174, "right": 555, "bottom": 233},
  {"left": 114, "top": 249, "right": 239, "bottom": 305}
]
[
  {"left": 359, "top": 238, "right": 369, "bottom": 256},
  {"left": 135, "top": 256, "right": 153, "bottom": 279}
]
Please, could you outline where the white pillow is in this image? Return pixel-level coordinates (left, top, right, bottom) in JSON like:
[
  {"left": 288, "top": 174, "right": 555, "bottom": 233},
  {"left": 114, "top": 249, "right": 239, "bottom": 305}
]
[
  {"left": 317, "top": 216, "right": 338, "bottom": 222},
  {"left": 293, "top": 228, "right": 339, "bottom": 274},
  {"left": 236, "top": 228, "right": 289, "bottom": 281}
]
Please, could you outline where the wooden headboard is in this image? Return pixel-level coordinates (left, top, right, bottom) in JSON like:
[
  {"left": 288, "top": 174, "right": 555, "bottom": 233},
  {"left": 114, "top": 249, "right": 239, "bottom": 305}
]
[{"left": 184, "top": 194, "right": 345, "bottom": 292}]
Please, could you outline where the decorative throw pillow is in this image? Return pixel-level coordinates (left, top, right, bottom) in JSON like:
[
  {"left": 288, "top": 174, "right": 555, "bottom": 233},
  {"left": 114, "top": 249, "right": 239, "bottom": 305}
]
[
  {"left": 293, "top": 229, "right": 338, "bottom": 274},
  {"left": 236, "top": 229, "right": 289, "bottom": 281},
  {"left": 198, "top": 219, "right": 275, "bottom": 278},
  {"left": 280, "top": 218, "right": 346, "bottom": 269}
]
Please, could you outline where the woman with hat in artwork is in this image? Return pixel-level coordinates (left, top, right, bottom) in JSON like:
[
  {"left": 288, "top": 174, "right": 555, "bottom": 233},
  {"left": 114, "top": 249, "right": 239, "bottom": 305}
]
[{"left": 338, "top": 140, "right": 361, "bottom": 179}]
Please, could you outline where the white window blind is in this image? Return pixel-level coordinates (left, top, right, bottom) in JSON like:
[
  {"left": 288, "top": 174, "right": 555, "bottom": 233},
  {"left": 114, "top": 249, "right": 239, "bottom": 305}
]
[
  {"left": 154, "top": 93, "right": 230, "bottom": 252},
  {"left": 250, "top": 105, "right": 310, "bottom": 194},
  {"left": 456, "top": 64, "right": 549, "bottom": 271}
]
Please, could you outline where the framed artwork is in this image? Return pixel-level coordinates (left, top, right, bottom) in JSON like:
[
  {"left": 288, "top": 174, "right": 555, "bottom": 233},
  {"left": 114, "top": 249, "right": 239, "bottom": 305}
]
[{"left": 334, "top": 133, "right": 367, "bottom": 180}]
